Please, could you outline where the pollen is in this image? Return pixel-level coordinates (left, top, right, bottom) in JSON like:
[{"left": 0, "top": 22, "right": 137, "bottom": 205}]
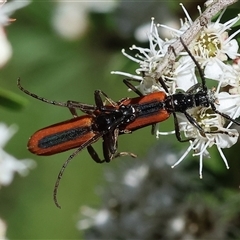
[{"left": 193, "top": 31, "right": 221, "bottom": 58}]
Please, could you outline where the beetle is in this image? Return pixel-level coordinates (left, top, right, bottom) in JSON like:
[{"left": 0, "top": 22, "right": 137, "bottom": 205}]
[
  {"left": 18, "top": 79, "right": 171, "bottom": 208},
  {"left": 122, "top": 37, "right": 240, "bottom": 138},
  {"left": 18, "top": 39, "right": 240, "bottom": 208}
]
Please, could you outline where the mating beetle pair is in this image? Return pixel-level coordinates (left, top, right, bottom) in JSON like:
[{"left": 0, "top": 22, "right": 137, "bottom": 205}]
[{"left": 18, "top": 38, "right": 240, "bottom": 208}]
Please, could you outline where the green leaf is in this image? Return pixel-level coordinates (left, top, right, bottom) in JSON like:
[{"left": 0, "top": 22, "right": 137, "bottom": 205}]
[{"left": 0, "top": 88, "right": 28, "bottom": 111}]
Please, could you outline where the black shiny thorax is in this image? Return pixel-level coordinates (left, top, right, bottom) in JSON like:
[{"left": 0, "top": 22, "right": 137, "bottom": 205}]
[
  {"left": 92, "top": 105, "right": 136, "bottom": 132},
  {"left": 165, "top": 91, "right": 210, "bottom": 113},
  {"left": 92, "top": 99, "right": 166, "bottom": 132}
]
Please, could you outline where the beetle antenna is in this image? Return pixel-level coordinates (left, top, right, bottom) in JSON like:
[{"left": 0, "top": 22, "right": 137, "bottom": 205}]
[
  {"left": 17, "top": 77, "right": 69, "bottom": 108},
  {"left": 53, "top": 134, "right": 102, "bottom": 208},
  {"left": 179, "top": 38, "right": 207, "bottom": 92},
  {"left": 53, "top": 148, "right": 83, "bottom": 209}
]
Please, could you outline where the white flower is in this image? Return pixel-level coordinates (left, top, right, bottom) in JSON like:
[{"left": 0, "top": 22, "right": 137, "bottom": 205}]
[
  {"left": 112, "top": 18, "right": 199, "bottom": 95},
  {"left": 78, "top": 206, "right": 111, "bottom": 230},
  {"left": 0, "top": 0, "right": 30, "bottom": 67},
  {"left": 169, "top": 55, "right": 198, "bottom": 93},
  {"left": 217, "top": 92, "right": 240, "bottom": 121},
  {"left": 52, "top": 1, "right": 117, "bottom": 40},
  {"left": 177, "top": 8, "right": 240, "bottom": 79},
  {"left": 0, "top": 218, "right": 7, "bottom": 240},
  {"left": 0, "top": 123, "right": 35, "bottom": 187},
  {"left": 189, "top": 14, "right": 240, "bottom": 67},
  {"left": 160, "top": 4, "right": 240, "bottom": 68},
  {"left": 204, "top": 62, "right": 240, "bottom": 120},
  {"left": 170, "top": 107, "right": 239, "bottom": 178},
  {"left": 77, "top": 144, "right": 240, "bottom": 238},
  {"left": 157, "top": 83, "right": 240, "bottom": 178},
  {"left": 123, "top": 165, "right": 148, "bottom": 188},
  {"left": 0, "top": 26, "right": 11, "bottom": 68},
  {"left": 112, "top": 18, "right": 176, "bottom": 94},
  {"left": 112, "top": 3, "right": 240, "bottom": 177},
  {"left": 0, "top": 0, "right": 30, "bottom": 26}
]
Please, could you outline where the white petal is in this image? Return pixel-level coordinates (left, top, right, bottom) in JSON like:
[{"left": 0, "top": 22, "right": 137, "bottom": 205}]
[
  {"left": 0, "top": 218, "right": 7, "bottom": 240},
  {"left": 204, "top": 60, "right": 223, "bottom": 80},
  {"left": 224, "top": 39, "right": 239, "bottom": 59},
  {"left": 215, "top": 131, "right": 239, "bottom": 148},
  {"left": 0, "top": 0, "right": 30, "bottom": 25},
  {"left": 175, "top": 71, "right": 196, "bottom": 92},
  {"left": 0, "top": 123, "right": 17, "bottom": 148},
  {"left": 0, "top": 150, "right": 35, "bottom": 186},
  {"left": 52, "top": 3, "right": 88, "bottom": 40},
  {"left": 0, "top": 27, "right": 12, "bottom": 68},
  {"left": 217, "top": 92, "right": 240, "bottom": 117},
  {"left": 174, "top": 56, "right": 197, "bottom": 91}
]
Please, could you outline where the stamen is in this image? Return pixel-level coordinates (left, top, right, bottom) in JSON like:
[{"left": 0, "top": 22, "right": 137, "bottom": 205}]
[
  {"left": 214, "top": 8, "right": 226, "bottom": 25},
  {"left": 156, "top": 130, "right": 175, "bottom": 138},
  {"left": 197, "top": 5, "right": 202, "bottom": 15},
  {"left": 121, "top": 49, "right": 141, "bottom": 63},
  {"left": 171, "top": 144, "right": 193, "bottom": 168},
  {"left": 199, "top": 154, "right": 203, "bottom": 179},
  {"left": 216, "top": 144, "right": 230, "bottom": 169},
  {"left": 226, "top": 28, "right": 240, "bottom": 43},
  {"left": 111, "top": 71, "right": 143, "bottom": 81},
  {"left": 158, "top": 24, "right": 182, "bottom": 35},
  {"left": 193, "top": 140, "right": 210, "bottom": 157},
  {"left": 179, "top": 3, "right": 193, "bottom": 25}
]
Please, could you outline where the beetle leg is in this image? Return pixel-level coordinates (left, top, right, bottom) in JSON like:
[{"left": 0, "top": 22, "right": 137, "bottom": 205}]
[
  {"left": 186, "top": 83, "right": 202, "bottom": 94},
  {"left": 94, "top": 90, "right": 118, "bottom": 107},
  {"left": 158, "top": 77, "right": 169, "bottom": 93},
  {"left": 88, "top": 128, "right": 137, "bottom": 164},
  {"left": 123, "top": 78, "right": 144, "bottom": 97},
  {"left": 173, "top": 112, "right": 195, "bottom": 142},
  {"left": 151, "top": 124, "right": 157, "bottom": 135},
  {"left": 87, "top": 145, "right": 106, "bottom": 163},
  {"left": 210, "top": 102, "right": 240, "bottom": 126},
  {"left": 114, "top": 151, "right": 137, "bottom": 158},
  {"left": 66, "top": 100, "right": 97, "bottom": 116}
]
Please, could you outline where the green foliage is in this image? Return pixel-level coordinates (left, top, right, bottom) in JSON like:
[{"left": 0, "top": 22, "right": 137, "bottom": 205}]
[
  {"left": 0, "top": 87, "right": 27, "bottom": 110},
  {"left": 0, "top": 1, "right": 240, "bottom": 239}
]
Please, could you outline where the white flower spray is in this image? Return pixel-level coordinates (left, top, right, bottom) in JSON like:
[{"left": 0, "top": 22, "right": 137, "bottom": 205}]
[
  {"left": 112, "top": 0, "right": 240, "bottom": 177},
  {"left": 0, "top": 1, "right": 33, "bottom": 238}
]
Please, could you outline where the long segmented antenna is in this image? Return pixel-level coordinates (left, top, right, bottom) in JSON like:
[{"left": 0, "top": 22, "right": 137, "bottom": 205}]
[
  {"left": 17, "top": 77, "right": 69, "bottom": 108},
  {"left": 179, "top": 37, "right": 207, "bottom": 92},
  {"left": 53, "top": 133, "right": 103, "bottom": 209}
]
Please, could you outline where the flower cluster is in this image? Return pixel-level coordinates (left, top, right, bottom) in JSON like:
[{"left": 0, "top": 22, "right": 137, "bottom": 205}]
[
  {"left": 0, "top": 0, "right": 34, "bottom": 185},
  {"left": 78, "top": 144, "right": 240, "bottom": 239},
  {"left": 52, "top": 1, "right": 117, "bottom": 40},
  {"left": 112, "top": 3, "right": 240, "bottom": 178},
  {"left": 0, "top": 124, "right": 35, "bottom": 187},
  {"left": 0, "top": 0, "right": 30, "bottom": 68},
  {"left": 0, "top": 1, "right": 33, "bottom": 238}
]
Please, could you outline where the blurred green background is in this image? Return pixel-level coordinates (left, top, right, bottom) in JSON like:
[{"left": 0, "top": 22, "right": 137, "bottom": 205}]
[{"left": 0, "top": 0, "right": 240, "bottom": 239}]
